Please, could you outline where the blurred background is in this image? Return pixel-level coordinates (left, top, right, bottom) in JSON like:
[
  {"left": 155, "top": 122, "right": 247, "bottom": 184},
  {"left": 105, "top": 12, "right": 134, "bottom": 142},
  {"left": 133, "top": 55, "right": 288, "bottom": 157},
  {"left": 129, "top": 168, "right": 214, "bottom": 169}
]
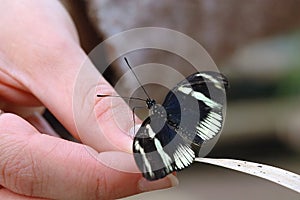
[{"left": 50, "top": 0, "right": 300, "bottom": 199}]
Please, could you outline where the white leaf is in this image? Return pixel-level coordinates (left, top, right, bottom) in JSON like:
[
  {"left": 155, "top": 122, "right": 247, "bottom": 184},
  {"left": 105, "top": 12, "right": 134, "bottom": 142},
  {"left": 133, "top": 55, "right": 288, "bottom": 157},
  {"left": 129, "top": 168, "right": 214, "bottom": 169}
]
[{"left": 195, "top": 158, "right": 300, "bottom": 193}]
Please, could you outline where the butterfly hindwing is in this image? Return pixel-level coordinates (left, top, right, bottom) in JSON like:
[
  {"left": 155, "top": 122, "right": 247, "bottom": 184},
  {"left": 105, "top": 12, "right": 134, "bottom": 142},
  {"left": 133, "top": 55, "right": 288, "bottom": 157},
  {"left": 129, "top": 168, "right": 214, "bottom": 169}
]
[{"left": 133, "top": 113, "right": 196, "bottom": 181}]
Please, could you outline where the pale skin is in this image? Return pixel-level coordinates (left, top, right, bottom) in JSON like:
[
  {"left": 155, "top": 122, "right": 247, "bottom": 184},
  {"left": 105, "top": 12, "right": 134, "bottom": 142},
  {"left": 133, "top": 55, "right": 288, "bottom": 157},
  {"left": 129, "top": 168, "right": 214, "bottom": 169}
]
[{"left": 0, "top": 1, "right": 177, "bottom": 199}]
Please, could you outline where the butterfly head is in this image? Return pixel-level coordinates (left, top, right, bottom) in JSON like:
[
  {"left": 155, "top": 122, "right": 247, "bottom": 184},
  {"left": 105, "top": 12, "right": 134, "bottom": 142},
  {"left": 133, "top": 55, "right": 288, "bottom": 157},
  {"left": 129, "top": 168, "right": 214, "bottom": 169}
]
[{"left": 146, "top": 98, "right": 156, "bottom": 109}]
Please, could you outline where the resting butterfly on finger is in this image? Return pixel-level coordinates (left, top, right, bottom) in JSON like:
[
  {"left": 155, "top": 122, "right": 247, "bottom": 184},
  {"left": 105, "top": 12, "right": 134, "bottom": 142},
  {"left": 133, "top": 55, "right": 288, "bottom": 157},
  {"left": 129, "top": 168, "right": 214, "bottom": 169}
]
[{"left": 98, "top": 58, "right": 228, "bottom": 181}]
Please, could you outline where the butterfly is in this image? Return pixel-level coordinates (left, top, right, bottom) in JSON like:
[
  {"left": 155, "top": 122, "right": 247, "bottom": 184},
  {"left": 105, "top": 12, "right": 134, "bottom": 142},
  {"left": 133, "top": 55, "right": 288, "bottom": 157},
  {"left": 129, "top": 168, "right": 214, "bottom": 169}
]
[{"left": 98, "top": 58, "right": 228, "bottom": 181}]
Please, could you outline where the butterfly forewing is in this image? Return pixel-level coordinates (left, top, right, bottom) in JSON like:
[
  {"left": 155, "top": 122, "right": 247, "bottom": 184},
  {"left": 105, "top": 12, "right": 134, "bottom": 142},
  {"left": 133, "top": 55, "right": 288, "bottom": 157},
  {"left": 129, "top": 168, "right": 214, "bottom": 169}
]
[{"left": 163, "top": 71, "right": 227, "bottom": 145}]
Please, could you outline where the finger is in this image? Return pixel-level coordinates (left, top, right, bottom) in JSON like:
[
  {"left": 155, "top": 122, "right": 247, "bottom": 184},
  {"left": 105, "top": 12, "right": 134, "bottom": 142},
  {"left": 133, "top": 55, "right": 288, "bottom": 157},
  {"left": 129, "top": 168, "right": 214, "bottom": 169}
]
[
  {"left": 22, "top": 44, "right": 139, "bottom": 152},
  {"left": 0, "top": 113, "right": 176, "bottom": 200},
  {"left": 6, "top": 29, "right": 136, "bottom": 152},
  {"left": 0, "top": 0, "right": 81, "bottom": 139},
  {"left": 1, "top": 0, "right": 137, "bottom": 152}
]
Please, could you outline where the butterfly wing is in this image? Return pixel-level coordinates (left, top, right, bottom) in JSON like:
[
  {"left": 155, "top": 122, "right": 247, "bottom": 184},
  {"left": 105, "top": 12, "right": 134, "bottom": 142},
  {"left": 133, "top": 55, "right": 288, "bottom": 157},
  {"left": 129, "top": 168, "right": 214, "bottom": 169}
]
[
  {"left": 133, "top": 114, "right": 196, "bottom": 181},
  {"left": 163, "top": 71, "right": 228, "bottom": 147}
]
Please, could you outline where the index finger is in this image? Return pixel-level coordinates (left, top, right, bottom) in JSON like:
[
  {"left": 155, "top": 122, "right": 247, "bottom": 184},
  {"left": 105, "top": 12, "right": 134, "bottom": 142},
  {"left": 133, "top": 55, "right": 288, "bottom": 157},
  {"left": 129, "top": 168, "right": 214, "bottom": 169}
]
[
  {"left": 73, "top": 57, "right": 141, "bottom": 153},
  {"left": 15, "top": 38, "right": 139, "bottom": 153}
]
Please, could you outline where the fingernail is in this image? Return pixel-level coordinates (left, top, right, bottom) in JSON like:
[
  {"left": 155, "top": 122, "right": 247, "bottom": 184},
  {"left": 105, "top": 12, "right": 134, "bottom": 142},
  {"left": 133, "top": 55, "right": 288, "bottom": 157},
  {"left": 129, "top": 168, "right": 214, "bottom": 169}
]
[{"left": 138, "top": 174, "right": 179, "bottom": 192}]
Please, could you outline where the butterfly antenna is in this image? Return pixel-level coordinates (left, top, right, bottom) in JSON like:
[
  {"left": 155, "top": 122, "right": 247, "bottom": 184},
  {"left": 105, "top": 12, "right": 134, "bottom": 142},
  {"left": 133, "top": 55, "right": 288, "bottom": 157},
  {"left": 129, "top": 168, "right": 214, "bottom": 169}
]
[
  {"left": 124, "top": 57, "right": 151, "bottom": 100},
  {"left": 97, "top": 94, "right": 146, "bottom": 102}
]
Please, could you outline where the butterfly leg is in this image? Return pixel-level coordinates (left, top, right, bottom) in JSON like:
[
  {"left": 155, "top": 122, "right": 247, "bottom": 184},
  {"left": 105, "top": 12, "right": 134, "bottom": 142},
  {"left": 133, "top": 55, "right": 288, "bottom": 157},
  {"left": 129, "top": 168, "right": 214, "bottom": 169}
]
[{"left": 131, "top": 106, "right": 147, "bottom": 137}]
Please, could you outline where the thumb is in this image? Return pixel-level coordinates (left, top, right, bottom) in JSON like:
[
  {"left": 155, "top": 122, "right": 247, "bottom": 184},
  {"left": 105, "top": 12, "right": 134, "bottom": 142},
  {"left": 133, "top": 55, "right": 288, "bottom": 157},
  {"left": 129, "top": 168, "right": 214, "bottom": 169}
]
[{"left": 0, "top": 113, "right": 176, "bottom": 200}]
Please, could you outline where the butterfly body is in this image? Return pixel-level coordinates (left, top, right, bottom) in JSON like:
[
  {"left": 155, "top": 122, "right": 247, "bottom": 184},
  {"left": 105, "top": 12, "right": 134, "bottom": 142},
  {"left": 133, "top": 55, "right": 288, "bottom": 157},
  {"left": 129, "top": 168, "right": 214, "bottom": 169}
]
[{"left": 133, "top": 71, "right": 228, "bottom": 181}]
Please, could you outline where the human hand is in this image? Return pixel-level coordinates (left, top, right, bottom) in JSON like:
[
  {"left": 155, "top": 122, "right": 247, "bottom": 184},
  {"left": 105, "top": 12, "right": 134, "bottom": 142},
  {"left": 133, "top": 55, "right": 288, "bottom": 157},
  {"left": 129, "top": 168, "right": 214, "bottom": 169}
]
[{"left": 0, "top": 1, "right": 177, "bottom": 199}]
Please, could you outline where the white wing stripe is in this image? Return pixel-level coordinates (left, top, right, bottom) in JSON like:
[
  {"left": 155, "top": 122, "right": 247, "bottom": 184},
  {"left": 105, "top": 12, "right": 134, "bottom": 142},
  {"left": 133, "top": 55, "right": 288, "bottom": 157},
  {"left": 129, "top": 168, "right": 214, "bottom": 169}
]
[
  {"left": 146, "top": 124, "right": 156, "bottom": 138},
  {"left": 196, "top": 73, "right": 224, "bottom": 90},
  {"left": 174, "top": 152, "right": 184, "bottom": 169},
  {"left": 181, "top": 147, "right": 189, "bottom": 167},
  {"left": 178, "top": 86, "right": 221, "bottom": 109},
  {"left": 154, "top": 138, "right": 173, "bottom": 172},
  {"left": 174, "top": 144, "right": 194, "bottom": 169},
  {"left": 197, "top": 124, "right": 214, "bottom": 140},
  {"left": 210, "top": 112, "right": 222, "bottom": 120},
  {"left": 134, "top": 141, "right": 154, "bottom": 177},
  {"left": 181, "top": 145, "right": 194, "bottom": 163},
  {"left": 177, "top": 86, "right": 193, "bottom": 94},
  {"left": 207, "top": 114, "right": 222, "bottom": 127},
  {"left": 191, "top": 91, "right": 221, "bottom": 108},
  {"left": 202, "top": 120, "right": 219, "bottom": 133},
  {"left": 177, "top": 148, "right": 188, "bottom": 167},
  {"left": 185, "top": 145, "right": 195, "bottom": 157},
  {"left": 174, "top": 149, "right": 185, "bottom": 169}
]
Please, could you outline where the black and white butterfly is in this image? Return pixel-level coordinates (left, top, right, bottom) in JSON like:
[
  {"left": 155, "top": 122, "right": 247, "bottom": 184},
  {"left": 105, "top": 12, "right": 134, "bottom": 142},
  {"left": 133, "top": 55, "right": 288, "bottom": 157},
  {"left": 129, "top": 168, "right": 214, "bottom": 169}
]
[{"left": 98, "top": 58, "right": 228, "bottom": 181}]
